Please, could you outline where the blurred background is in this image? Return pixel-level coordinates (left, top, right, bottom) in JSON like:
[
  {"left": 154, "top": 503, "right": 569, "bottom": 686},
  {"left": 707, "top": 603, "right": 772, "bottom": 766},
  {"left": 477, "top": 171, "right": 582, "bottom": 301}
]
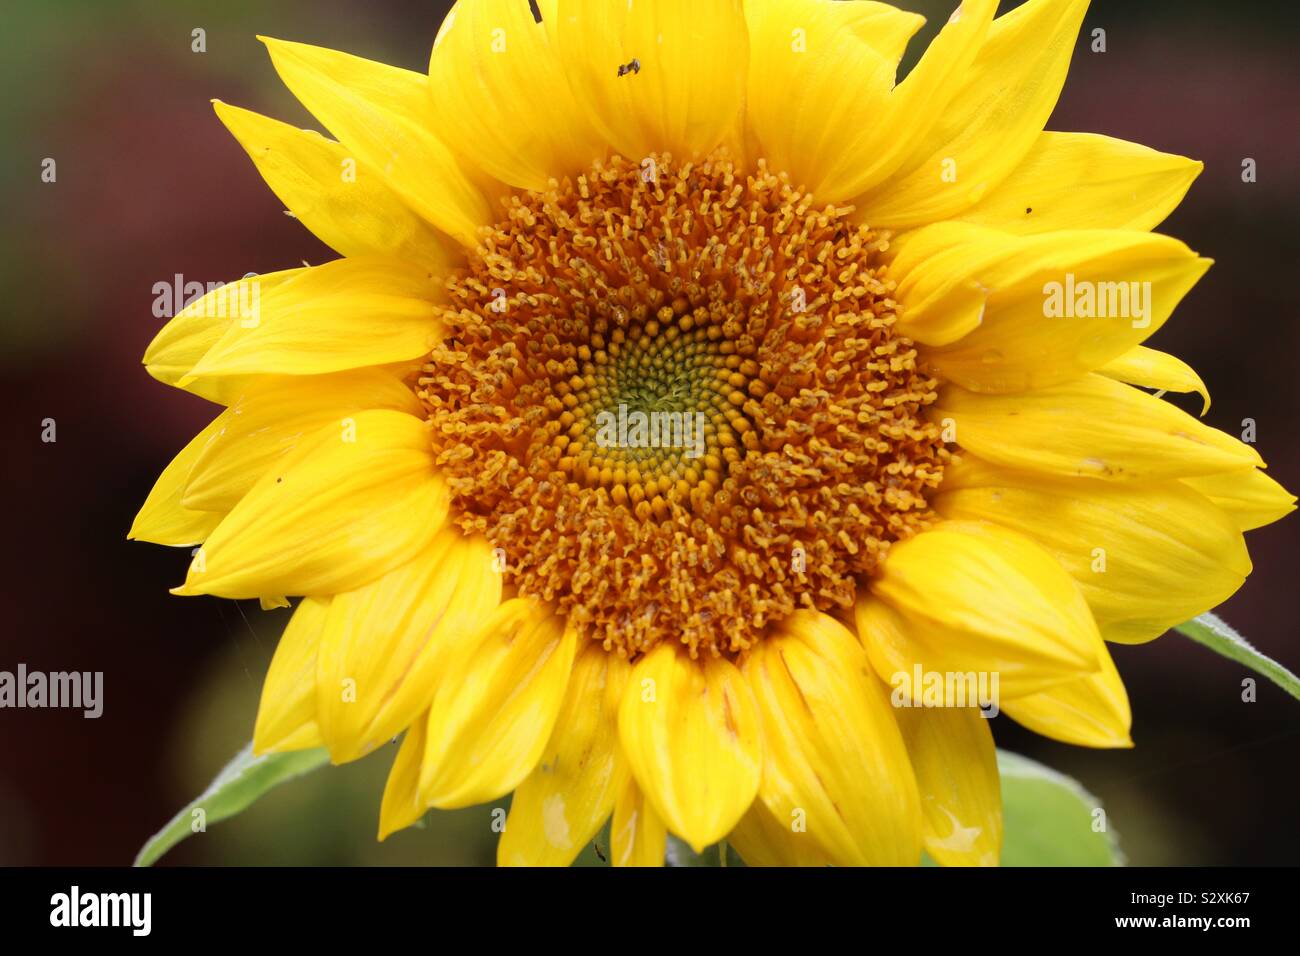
[{"left": 1, "top": 0, "right": 1297, "bottom": 866}]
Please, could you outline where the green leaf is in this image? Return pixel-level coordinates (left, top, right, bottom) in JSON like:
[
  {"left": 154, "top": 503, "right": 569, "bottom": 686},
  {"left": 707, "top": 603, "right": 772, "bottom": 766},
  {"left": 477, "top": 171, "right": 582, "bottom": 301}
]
[
  {"left": 1174, "top": 611, "right": 1300, "bottom": 701},
  {"left": 997, "top": 750, "right": 1123, "bottom": 866},
  {"left": 134, "top": 744, "right": 330, "bottom": 866}
]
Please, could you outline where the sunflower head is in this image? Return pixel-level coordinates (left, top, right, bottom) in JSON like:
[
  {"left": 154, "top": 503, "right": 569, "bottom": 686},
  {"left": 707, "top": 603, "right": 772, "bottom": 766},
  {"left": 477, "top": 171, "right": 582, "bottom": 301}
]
[{"left": 133, "top": 0, "right": 1295, "bottom": 867}]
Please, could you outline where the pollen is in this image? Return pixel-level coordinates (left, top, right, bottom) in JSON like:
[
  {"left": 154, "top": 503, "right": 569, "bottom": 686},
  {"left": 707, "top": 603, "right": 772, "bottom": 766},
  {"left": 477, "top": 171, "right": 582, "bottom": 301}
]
[{"left": 418, "top": 153, "right": 948, "bottom": 657}]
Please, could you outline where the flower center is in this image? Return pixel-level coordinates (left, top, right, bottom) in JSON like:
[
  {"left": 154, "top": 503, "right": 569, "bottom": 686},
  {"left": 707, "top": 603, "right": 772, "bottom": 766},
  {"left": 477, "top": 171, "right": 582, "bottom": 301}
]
[
  {"left": 567, "top": 315, "right": 745, "bottom": 502},
  {"left": 419, "top": 153, "right": 948, "bottom": 658}
]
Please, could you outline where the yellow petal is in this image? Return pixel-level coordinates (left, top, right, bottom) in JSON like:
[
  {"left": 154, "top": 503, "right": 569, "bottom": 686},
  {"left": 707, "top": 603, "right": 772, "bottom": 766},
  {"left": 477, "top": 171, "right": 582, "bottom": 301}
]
[
  {"left": 1097, "top": 345, "right": 1210, "bottom": 415},
  {"left": 858, "top": 0, "right": 1089, "bottom": 228},
  {"left": 181, "top": 369, "right": 421, "bottom": 513},
  {"left": 212, "top": 101, "right": 456, "bottom": 268},
  {"left": 840, "top": 1, "right": 929, "bottom": 63},
  {"left": 172, "top": 410, "right": 448, "bottom": 598},
  {"left": 933, "top": 374, "right": 1263, "bottom": 481},
  {"left": 552, "top": 0, "right": 749, "bottom": 163},
  {"left": 813, "top": 0, "right": 999, "bottom": 201},
  {"left": 894, "top": 705, "right": 1000, "bottom": 866},
  {"left": 863, "top": 520, "right": 1103, "bottom": 696},
  {"left": 1001, "top": 641, "right": 1132, "bottom": 748},
  {"left": 954, "top": 132, "right": 1203, "bottom": 235},
  {"left": 726, "top": 798, "right": 830, "bottom": 867},
  {"left": 883, "top": 220, "right": 994, "bottom": 346},
  {"left": 428, "top": 0, "right": 605, "bottom": 191},
  {"left": 128, "top": 415, "right": 225, "bottom": 546},
  {"left": 260, "top": 37, "right": 491, "bottom": 245},
  {"left": 259, "top": 596, "right": 290, "bottom": 610},
  {"left": 744, "top": 0, "right": 905, "bottom": 196},
  {"left": 855, "top": 596, "right": 927, "bottom": 689},
  {"left": 618, "top": 643, "right": 762, "bottom": 853},
  {"left": 936, "top": 461, "right": 1252, "bottom": 644},
  {"left": 253, "top": 597, "right": 329, "bottom": 754},
  {"left": 378, "top": 718, "right": 429, "bottom": 840},
  {"left": 179, "top": 257, "right": 442, "bottom": 386},
  {"left": 610, "top": 776, "right": 667, "bottom": 868},
  {"left": 143, "top": 269, "right": 303, "bottom": 403},
  {"left": 419, "top": 599, "right": 577, "bottom": 809},
  {"left": 498, "top": 642, "right": 630, "bottom": 866},
  {"left": 1182, "top": 468, "right": 1297, "bottom": 532},
  {"left": 316, "top": 530, "right": 502, "bottom": 763},
  {"left": 744, "top": 611, "right": 922, "bottom": 866},
  {"left": 890, "top": 265, "right": 988, "bottom": 348},
  {"left": 890, "top": 223, "right": 1211, "bottom": 391}
]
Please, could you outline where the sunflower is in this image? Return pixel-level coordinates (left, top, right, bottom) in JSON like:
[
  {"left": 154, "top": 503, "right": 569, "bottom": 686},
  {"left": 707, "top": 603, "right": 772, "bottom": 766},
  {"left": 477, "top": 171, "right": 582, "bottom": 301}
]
[{"left": 132, "top": 0, "right": 1295, "bottom": 867}]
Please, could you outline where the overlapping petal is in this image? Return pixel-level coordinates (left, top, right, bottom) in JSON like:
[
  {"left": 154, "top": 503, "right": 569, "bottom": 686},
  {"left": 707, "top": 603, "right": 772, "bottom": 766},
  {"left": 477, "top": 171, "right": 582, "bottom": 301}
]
[
  {"left": 379, "top": 717, "right": 429, "bottom": 840},
  {"left": 552, "top": 0, "right": 749, "bottom": 164},
  {"left": 143, "top": 269, "right": 302, "bottom": 403},
  {"left": 260, "top": 36, "right": 491, "bottom": 244},
  {"left": 213, "top": 101, "right": 457, "bottom": 268},
  {"left": 618, "top": 643, "right": 762, "bottom": 853},
  {"left": 726, "top": 798, "right": 831, "bottom": 867},
  {"left": 610, "top": 777, "right": 667, "bottom": 867},
  {"left": 498, "top": 643, "right": 630, "bottom": 866},
  {"left": 128, "top": 414, "right": 226, "bottom": 546},
  {"left": 419, "top": 599, "right": 577, "bottom": 809},
  {"left": 182, "top": 368, "right": 421, "bottom": 513},
  {"left": 936, "top": 458, "right": 1252, "bottom": 644},
  {"left": 893, "top": 704, "right": 1001, "bottom": 866},
  {"left": 889, "top": 222, "right": 1211, "bottom": 391},
  {"left": 1182, "top": 468, "right": 1297, "bottom": 532},
  {"left": 178, "top": 257, "right": 443, "bottom": 386},
  {"left": 743, "top": 611, "right": 922, "bottom": 866},
  {"left": 1097, "top": 345, "right": 1210, "bottom": 415},
  {"left": 315, "top": 530, "right": 502, "bottom": 763},
  {"left": 1001, "top": 641, "right": 1132, "bottom": 748},
  {"left": 953, "top": 132, "right": 1203, "bottom": 235},
  {"left": 932, "top": 374, "right": 1263, "bottom": 481},
  {"left": 428, "top": 0, "right": 606, "bottom": 191},
  {"left": 171, "top": 410, "right": 448, "bottom": 598},
  {"left": 856, "top": 0, "right": 1090, "bottom": 228},
  {"left": 860, "top": 520, "right": 1103, "bottom": 698},
  {"left": 744, "top": 0, "right": 920, "bottom": 196},
  {"left": 253, "top": 596, "right": 330, "bottom": 754}
]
